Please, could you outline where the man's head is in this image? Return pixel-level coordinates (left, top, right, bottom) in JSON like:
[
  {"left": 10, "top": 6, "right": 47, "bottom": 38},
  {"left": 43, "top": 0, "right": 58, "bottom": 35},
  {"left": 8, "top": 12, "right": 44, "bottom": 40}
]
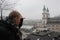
[{"left": 9, "top": 10, "right": 24, "bottom": 26}]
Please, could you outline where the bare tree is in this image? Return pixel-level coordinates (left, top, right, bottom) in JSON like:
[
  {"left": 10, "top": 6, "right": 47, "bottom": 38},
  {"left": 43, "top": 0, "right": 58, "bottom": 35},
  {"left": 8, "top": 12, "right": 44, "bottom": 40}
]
[{"left": 0, "top": 0, "right": 17, "bottom": 20}]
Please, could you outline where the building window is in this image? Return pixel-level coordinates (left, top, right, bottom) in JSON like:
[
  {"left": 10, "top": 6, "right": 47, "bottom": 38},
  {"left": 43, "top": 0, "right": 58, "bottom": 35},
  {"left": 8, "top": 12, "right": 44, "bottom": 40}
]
[
  {"left": 43, "top": 15, "right": 45, "bottom": 17},
  {"left": 56, "top": 28, "right": 58, "bottom": 29},
  {"left": 48, "top": 25, "right": 51, "bottom": 27},
  {"left": 56, "top": 25, "right": 58, "bottom": 27},
  {"left": 52, "top": 25, "right": 54, "bottom": 27},
  {"left": 44, "top": 26, "right": 46, "bottom": 28},
  {"left": 52, "top": 28, "right": 54, "bottom": 30}
]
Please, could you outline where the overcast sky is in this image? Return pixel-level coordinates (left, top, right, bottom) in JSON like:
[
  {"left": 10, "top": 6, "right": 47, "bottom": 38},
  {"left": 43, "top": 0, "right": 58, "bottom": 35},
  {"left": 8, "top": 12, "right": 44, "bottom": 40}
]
[{"left": 2, "top": 0, "right": 60, "bottom": 20}]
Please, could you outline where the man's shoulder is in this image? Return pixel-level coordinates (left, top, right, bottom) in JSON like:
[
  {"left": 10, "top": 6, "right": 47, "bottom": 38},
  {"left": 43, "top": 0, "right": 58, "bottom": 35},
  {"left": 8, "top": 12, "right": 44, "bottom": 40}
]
[
  {"left": 0, "top": 20, "right": 11, "bottom": 32},
  {"left": 0, "top": 26, "right": 9, "bottom": 35},
  {"left": 0, "top": 25, "right": 12, "bottom": 36}
]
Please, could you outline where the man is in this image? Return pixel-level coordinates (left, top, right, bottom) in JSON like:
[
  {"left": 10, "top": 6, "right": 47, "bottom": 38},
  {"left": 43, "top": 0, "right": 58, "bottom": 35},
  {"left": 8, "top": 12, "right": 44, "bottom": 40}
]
[{"left": 0, "top": 10, "right": 24, "bottom": 40}]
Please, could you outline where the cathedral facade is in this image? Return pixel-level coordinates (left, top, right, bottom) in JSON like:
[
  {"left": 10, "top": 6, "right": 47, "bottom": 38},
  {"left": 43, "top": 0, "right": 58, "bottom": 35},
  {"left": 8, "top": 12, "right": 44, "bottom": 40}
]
[{"left": 36, "top": 6, "right": 60, "bottom": 32}]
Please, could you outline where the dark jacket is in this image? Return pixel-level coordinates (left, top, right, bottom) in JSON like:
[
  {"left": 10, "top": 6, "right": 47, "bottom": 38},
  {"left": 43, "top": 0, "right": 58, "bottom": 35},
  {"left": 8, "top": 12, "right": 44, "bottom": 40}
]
[{"left": 0, "top": 20, "right": 22, "bottom": 40}]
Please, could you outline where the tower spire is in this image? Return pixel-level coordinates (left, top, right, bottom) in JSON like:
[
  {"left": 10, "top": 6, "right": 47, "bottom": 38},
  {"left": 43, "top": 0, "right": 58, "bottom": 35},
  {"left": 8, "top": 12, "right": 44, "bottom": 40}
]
[
  {"left": 47, "top": 8, "right": 49, "bottom": 12},
  {"left": 43, "top": 5, "right": 46, "bottom": 11}
]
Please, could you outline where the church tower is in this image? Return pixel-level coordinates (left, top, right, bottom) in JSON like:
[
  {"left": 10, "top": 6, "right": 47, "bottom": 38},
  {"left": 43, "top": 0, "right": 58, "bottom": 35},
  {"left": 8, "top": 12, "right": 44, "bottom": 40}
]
[{"left": 42, "top": 6, "right": 50, "bottom": 25}]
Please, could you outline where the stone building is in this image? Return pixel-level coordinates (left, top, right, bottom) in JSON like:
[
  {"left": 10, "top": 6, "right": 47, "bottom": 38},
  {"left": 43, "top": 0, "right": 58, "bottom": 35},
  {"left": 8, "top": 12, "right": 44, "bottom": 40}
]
[
  {"left": 24, "top": 31, "right": 60, "bottom": 40},
  {"left": 36, "top": 6, "right": 60, "bottom": 32}
]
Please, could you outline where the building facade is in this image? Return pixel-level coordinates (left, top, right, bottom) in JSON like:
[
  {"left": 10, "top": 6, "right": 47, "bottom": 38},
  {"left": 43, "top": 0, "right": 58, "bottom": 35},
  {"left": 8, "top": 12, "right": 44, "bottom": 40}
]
[{"left": 36, "top": 6, "right": 60, "bottom": 32}]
